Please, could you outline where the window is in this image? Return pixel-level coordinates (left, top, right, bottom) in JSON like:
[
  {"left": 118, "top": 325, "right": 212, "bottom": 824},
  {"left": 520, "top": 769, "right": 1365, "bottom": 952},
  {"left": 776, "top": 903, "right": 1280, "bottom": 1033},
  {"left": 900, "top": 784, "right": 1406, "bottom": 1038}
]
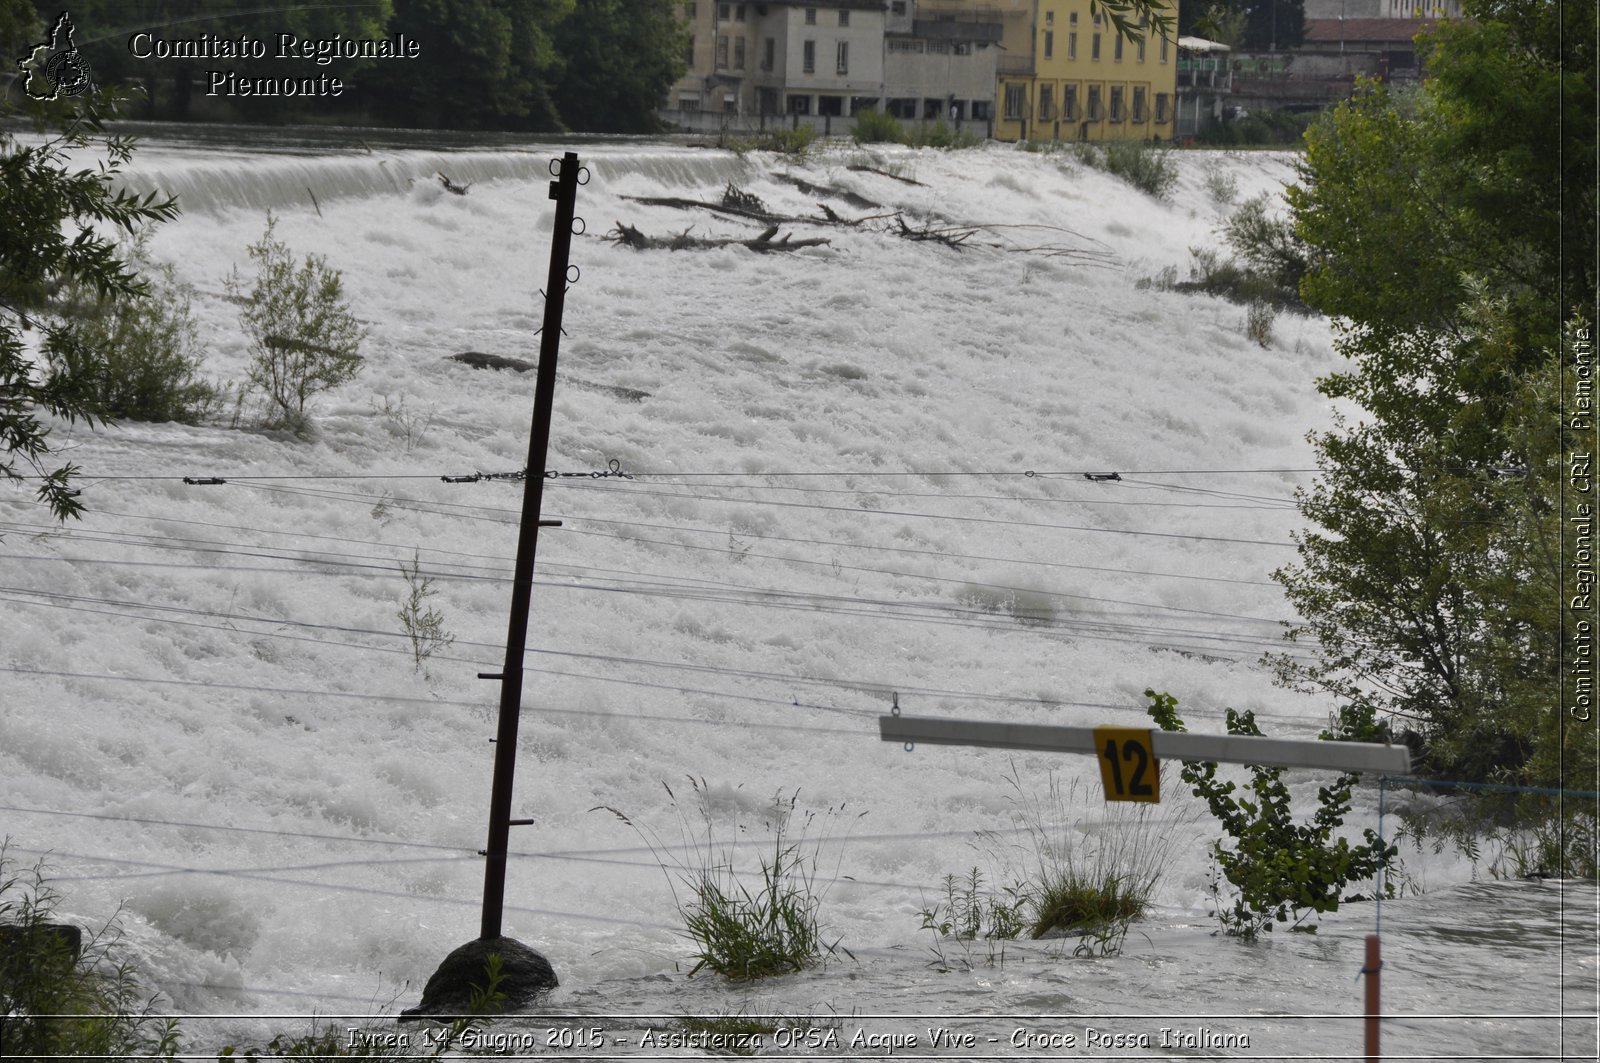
[
  {"left": 1003, "top": 82, "right": 1026, "bottom": 120},
  {"left": 971, "top": 99, "right": 991, "bottom": 120},
  {"left": 887, "top": 39, "right": 924, "bottom": 53},
  {"left": 763, "top": 36, "right": 774, "bottom": 70},
  {"left": 789, "top": 93, "right": 811, "bottom": 114},
  {"left": 1063, "top": 84, "right": 1077, "bottom": 120},
  {"left": 837, "top": 40, "right": 848, "bottom": 74},
  {"left": 679, "top": 95, "right": 700, "bottom": 113},
  {"left": 1039, "top": 84, "right": 1054, "bottom": 120},
  {"left": 1160, "top": 37, "right": 1168, "bottom": 63},
  {"left": 1132, "top": 86, "right": 1146, "bottom": 121},
  {"left": 1137, "top": 38, "right": 1146, "bottom": 62},
  {"left": 803, "top": 39, "right": 815, "bottom": 73},
  {"left": 734, "top": 36, "right": 745, "bottom": 69},
  {"left": 1087, "top": 84, "right": 1101, "bottom": 120},
  {"left": 718, "top": 3, "right": 730, "bottom": 19},
  {"left": 1110, "top": 85, "right": 1124, "bottom": 121},
  {"left": 716, "top": 35, "right": 728, "bottom": 69},
  {"left": 838, "top": 9, "right": 848, "bottom": 25},
  {"left": 686, "top": 2, "right": 697, "bottom": 18},
  {"left": 891, "top": 1, "right": 907, "bottom": 13},
  {"left": 1068, "top": 32, "right": 1076, "bottom": 59},
  {"left": 804, "top": 7, "right": 816, "bottom": 24},
  {"left": 1155, "top": 92, "right": 1170, "bottom": 123},
  {"left": 1092, "top": 33, "right": 1101, "bottom": 60},
  {"left": 684, "top": 35, "right": 695, "bottom": 66},
  {"left": 735, "top": 3, "right": 746, "bottom": 20},
  {"left": 1045, "top": 11, "right": 1054, "bottom": 26},
  {"left": 1114, "top": 35, "right": 1123, "bottom": 62},
  {"left": 1044, "top": 30, "right": 1053, "bottom": 59},
  {"left": 953, "top": 42, "right": 970, "bottom": 55}
]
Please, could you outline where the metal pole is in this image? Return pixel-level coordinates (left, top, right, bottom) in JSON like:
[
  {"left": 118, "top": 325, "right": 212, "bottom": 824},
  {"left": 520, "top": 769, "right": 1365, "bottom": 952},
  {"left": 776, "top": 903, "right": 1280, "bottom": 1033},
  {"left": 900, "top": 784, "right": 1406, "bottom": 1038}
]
[
  {"left": 1364, "top": 933, "right": 1381, "bottom": 1061},
  {"left": 479, "top": 151, "right": 581, "bottom": 941}
]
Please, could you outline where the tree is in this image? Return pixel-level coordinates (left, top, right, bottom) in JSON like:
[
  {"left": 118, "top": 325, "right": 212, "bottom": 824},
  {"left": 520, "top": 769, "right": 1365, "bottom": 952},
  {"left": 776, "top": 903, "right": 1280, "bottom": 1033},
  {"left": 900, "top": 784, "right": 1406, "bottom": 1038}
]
[
  {"left": 1274, "top": 0, "right": 1597, "bottom": 787},
  {"left": 364, "top": 0, "right": 570, "bottom": 131},
  {"left": 1, "top": 78, "right": 179, "bottom": 523},
  {"left": 548, "top": 0, "right": 687, "bottom": 133}
]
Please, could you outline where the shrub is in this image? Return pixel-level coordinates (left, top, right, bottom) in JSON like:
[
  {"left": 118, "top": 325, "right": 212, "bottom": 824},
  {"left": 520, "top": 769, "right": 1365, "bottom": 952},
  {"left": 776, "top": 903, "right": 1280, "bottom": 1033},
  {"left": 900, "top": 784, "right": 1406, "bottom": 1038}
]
[
  {"left": 1100, "top": 140, "right": 1178, "bottom": 199},
  {"left": 1196, "top": 109, "right": 1315, "bottom": 147},
  {"left": 1146, "top": 689, "right": 1398, "bottom": 940},
  {"left": 729, "top": 126, "right": 817, "bottom": 156},
  {"left": 48, "top": 238, "right": 220, "bottom": 425},
  {"left": 904, "top": 118, "right": 981, "bottom": 150},
  {"left": 1246, "top": 300, "right": 1277, "bottom": 347},
  {"left": 599, "top": 779, "right": 858, "bottom": 980},
  {"left": 227, "top": 212, "right": 364, "bottom": 433},
  {"left": 1200, "top": 160, "right": 1240, "bottom": 206},
  {"left": 0, "top": 846, "right": 179, "bottom": 1061},
  {"left": 850, "top": 108, "right": 904, "bottom": 144},
  {"left": 1222, "top": 192, "right": 1311, "bottom": 301}
]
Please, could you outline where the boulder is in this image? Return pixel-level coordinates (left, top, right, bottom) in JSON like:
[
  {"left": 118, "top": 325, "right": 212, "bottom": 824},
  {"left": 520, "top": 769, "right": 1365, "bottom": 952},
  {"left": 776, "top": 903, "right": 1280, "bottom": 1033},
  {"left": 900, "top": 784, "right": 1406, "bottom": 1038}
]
[{"left": 398, "top": 936, "right": 557, "bottom": 1022}]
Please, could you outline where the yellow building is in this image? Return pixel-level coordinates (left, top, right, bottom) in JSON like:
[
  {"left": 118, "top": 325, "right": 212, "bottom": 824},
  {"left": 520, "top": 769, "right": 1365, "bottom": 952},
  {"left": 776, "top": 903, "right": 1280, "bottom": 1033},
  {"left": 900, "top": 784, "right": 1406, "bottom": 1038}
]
[{"left": 990, "top": 0, "right": 1177, "bottom": 143}]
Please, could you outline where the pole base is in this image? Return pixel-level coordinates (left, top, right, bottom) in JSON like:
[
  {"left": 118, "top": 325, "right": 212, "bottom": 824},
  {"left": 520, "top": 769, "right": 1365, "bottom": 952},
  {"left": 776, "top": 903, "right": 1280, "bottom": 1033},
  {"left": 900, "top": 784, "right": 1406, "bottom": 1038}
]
[{"left": 398, "top": 935, "right": 558, "bottom": 1023}]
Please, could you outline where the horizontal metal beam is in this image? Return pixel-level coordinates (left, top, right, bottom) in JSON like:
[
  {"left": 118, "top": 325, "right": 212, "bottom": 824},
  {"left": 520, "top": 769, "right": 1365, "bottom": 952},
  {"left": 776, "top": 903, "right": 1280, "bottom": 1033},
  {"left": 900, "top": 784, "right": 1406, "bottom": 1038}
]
[{"left": 879, "top": 715, "right": 1411, "bottom": 775}]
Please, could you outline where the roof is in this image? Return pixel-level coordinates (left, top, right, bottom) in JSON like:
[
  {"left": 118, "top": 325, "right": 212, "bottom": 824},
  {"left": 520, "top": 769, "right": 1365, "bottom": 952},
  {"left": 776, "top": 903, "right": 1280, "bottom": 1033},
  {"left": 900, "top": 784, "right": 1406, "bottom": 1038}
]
[{"left": 1302, "top": 18, "right": 1440, "bottom": 44}]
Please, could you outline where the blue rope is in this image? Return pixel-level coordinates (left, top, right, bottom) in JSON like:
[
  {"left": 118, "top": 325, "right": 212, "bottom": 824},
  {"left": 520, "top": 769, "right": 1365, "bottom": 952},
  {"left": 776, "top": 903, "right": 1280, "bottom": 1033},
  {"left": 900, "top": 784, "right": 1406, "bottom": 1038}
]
[{"left": 1376, "top": 775, "right": 1386, "bottom": 938}]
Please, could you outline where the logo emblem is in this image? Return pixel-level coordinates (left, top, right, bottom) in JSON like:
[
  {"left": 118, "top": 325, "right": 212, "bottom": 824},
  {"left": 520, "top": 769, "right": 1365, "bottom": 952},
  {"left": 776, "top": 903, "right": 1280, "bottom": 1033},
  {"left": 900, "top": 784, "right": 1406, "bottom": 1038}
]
[{"left": 18, "top": 12, "right": 95, "bottom": 100}]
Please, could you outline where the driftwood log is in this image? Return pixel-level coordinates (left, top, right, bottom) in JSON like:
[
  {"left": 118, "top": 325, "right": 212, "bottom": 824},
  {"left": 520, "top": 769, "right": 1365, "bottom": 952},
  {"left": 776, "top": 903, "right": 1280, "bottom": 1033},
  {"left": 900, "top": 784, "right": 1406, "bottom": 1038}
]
[{"left": 606, "top": 222, "right": 830, "bottom": 252}]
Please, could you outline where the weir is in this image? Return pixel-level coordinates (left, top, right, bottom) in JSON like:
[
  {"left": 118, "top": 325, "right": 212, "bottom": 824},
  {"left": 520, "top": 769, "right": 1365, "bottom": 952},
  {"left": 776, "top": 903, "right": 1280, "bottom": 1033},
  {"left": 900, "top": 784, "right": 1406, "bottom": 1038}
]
[{"left": 108, "top": 141, "right": 754, "bottom": 213}]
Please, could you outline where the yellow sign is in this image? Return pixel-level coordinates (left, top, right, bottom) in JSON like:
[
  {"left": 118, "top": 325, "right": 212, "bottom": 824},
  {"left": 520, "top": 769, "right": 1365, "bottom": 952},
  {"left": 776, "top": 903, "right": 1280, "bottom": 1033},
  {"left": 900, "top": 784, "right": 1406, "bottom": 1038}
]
[{"left": 1093, "top": 727, "right": 1160, "bottom": 803}]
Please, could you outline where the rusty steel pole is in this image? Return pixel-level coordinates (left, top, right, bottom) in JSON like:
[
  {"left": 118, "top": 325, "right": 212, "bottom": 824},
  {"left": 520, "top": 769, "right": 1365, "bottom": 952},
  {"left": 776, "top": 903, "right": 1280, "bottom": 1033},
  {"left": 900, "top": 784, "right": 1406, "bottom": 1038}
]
[{"left": 479, "top": 151, "right": 582, "bottom": 941}]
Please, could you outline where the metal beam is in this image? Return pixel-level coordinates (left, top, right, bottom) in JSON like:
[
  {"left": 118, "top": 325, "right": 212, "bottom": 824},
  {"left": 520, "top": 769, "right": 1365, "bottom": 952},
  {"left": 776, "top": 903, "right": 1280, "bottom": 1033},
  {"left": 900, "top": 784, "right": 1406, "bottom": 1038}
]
[{"left": 879, "top": 714, "right": 1411, "bottom": 775}]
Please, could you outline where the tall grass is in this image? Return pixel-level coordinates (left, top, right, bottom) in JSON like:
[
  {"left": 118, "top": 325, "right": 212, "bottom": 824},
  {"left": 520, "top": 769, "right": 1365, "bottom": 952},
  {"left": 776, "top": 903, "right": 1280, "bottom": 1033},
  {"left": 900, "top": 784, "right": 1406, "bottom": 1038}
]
[
  {"left": 599, "top": 779, "right": 861, "bottom": 980},
  {"left": 984, "top": 766, "right": 1196, "bottom": 951}
]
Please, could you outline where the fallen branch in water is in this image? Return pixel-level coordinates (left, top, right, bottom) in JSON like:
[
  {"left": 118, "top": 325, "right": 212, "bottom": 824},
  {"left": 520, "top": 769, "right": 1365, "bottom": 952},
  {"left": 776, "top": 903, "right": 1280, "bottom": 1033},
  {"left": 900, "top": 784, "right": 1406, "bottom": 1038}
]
[{"left": 605, "top": 222, "right": 830, "bottom": 252}]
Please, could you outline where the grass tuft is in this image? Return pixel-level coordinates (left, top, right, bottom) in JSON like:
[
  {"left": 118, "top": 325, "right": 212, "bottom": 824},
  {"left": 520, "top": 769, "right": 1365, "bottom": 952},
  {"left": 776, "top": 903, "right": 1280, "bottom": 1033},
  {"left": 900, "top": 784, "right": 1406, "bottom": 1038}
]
[{"left": 598, "top": 779, "right": 860, "bottom": 980}]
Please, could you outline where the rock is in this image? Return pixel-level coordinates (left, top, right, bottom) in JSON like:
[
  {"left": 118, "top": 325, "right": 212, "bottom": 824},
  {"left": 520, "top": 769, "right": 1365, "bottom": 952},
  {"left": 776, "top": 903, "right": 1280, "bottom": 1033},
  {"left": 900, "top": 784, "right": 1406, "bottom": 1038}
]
[
  {"left": 398, "top": 936, "right": 557, "bottom": 1022},
  {"left": 450, "top": 351, "right": 535, "bottom": 372}
]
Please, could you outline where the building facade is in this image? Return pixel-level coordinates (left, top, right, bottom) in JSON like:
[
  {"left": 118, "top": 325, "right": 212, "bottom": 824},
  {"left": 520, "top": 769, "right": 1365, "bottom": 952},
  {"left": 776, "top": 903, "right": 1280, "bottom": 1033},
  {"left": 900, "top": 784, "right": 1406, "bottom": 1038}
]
[
  {"left": 669, "top": 1, "right": 887, "bottom": 119},
  {"left": 666, "top": 1, "right": 1176, "bottom": 140},
  {"left": 993, "top": 0, "right": 1178, "bottom": 142}
]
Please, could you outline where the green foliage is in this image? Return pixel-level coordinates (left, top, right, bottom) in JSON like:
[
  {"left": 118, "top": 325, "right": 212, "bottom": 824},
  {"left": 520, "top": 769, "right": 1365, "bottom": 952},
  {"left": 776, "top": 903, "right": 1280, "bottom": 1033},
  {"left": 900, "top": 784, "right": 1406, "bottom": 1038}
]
[
  {"left": 227, "top": 213, "right": 364, "bottom": 434},
  {"left": 550, "top": 0, "right": 687, "bottom": 132},
  {"left": 851, "top": 108, "right": 905, "bottom": 145},
  {"left": 1, "top": 89, "right": 179, "bottom": 523},
  {"left": 1146, "top": 690, "right": 1398, "bottom": 940},
  {"left": 48, "top": 237, "right": 220, "bottom": 425},
  {"left": 599, "top": 779, "right": 858, "bottom": 980},
  {"left": 917, "top": 867, "right": 1028, "bottom": 970},
  {"left": 728, "top": 126, "right": 818, "bottom": 157},
  {"left": 904, "top": 119, "right": 982, "bottom": 150},
  {"left": 397, "top": 548, "right": 455, "bottom": 674},
  {"left": 1195, "top": 109, "right": 1314, "bottom": 147},
  {"left": 1221, "top": 193, "right": 1310, "bottom": 301},
  {"left": 0, "top": 846, "right": 179, "bottom": 1061},
  {"left": 1273, "top": 1, "right": 1596, "bottom": 789},
  {"left": 1395, "top": 790, "right": 1599, "bottom": 884},
  {"left": 360, "top": 0, "right": 567, "bottom": 131},
  {"left": 1078, "top": 140, "right": 1177, "bottom": 200}
]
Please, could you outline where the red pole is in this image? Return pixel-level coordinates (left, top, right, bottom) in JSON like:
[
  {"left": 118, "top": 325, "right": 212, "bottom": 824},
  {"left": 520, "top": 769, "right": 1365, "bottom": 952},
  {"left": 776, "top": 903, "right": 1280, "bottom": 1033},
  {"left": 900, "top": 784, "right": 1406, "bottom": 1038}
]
[{"left": 1364, "top": 933, "right": 1381, "bottom": 1062}]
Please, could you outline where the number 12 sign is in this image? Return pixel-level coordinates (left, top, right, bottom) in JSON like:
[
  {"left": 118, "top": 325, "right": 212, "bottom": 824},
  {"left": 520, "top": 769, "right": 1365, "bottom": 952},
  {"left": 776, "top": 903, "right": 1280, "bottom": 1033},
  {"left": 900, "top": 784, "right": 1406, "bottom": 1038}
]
[{"left": 1093, "top": 727, "right": 1160, "bottom": 803}]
